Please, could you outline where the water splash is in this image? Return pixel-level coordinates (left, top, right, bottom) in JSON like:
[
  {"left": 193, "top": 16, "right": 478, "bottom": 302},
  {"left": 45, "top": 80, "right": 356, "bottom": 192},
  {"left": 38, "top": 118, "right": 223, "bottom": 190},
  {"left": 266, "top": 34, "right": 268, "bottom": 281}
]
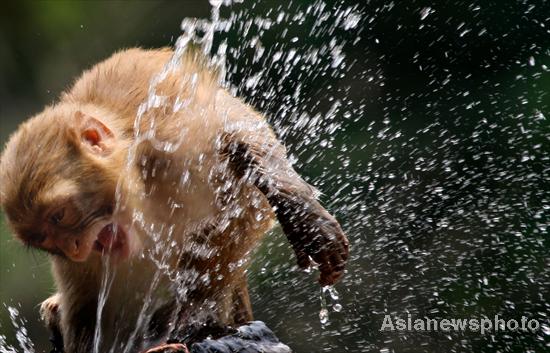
[
  {"left": 318, "top": 285, "right": 343, "bottom": 326},
  {"left": 1, "top": 306, "right": 34, "bottom": 353},
  {"left": 3, "top": 1, "right": 550, "bottom": 352},
  {"left": 93, "top": 1, "right": 238, "bottom": 351}
]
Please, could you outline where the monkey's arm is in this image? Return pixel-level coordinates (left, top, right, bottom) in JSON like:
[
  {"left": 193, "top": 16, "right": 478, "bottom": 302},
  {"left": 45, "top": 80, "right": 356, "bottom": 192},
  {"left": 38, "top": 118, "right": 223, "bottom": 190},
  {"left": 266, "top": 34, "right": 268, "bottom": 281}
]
[{"left": 221, "top": 130, "right": 349, "bottom": 286}]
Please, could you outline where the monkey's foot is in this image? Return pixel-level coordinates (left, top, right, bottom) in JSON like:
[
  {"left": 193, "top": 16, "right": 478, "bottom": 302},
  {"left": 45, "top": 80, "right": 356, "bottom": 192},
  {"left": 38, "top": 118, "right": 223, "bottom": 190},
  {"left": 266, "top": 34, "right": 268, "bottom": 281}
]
[
  {"left": 41, "top": 294, "right": 64, "bottom": 353},
  {"left": 40, "top": 294, "right": 61, "bottom": 328},
  {"left": 144, "top": 343, "right": 189, "bottom": 353}
]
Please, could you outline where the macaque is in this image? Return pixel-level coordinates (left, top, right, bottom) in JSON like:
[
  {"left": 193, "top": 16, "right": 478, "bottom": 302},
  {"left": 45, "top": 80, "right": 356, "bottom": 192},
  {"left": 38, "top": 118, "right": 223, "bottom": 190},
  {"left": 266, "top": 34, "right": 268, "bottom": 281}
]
[{"left": 0, "top": 48, "right": 348, "bottom": 353}]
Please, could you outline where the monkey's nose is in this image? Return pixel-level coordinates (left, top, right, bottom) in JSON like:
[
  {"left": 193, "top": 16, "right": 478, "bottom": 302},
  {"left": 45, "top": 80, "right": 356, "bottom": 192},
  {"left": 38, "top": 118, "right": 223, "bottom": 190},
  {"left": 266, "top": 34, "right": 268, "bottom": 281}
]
[
  {"left": 56, "top": 237, "right": 86, "bottom": 261},
  {"left": 70, "top": 239, "right": 80, "bottom": 254}
]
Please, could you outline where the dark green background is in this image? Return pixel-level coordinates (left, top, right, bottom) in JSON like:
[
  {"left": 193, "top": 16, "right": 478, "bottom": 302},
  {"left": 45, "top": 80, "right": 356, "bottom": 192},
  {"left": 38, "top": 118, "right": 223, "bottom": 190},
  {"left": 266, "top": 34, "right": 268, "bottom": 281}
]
[{"left": 1, "top": 1, "right": 549, "bottom": 352}]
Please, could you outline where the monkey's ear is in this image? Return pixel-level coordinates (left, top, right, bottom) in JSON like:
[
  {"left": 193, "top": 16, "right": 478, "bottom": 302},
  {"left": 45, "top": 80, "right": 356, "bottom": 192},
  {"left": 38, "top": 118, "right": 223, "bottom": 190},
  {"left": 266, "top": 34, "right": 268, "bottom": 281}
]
[{"left": 75, "top": 111, "right": 114, "bottom": 155}]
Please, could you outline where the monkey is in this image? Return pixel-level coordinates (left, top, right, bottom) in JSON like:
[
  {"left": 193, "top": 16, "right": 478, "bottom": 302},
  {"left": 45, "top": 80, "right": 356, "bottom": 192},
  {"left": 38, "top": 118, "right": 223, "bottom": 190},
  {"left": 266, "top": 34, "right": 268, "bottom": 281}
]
[{"left": 0, "top": 48, "right": 348, "bottom": 353}]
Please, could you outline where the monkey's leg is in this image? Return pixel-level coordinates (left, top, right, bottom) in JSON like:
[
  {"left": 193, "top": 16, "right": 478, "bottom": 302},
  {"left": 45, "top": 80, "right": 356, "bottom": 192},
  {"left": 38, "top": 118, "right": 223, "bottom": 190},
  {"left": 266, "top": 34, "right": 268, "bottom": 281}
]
[
  {"left": 231, "top": 276, "right": 253, "bottom": 325},
  {"left": 40, "top": 294, "right": 64, "bottom": 353},
  {"left": 221, "top": 132, "right": 349, "bottom": 286}
]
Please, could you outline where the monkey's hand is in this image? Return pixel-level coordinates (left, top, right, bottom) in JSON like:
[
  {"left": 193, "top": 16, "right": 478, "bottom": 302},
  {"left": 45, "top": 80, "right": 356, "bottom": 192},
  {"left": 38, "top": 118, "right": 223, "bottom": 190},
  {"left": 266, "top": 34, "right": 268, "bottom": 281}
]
[
  {"left": 143, "top": 343, "right": 189, "bottom": 353},
  {"left": 271, "top": 193, "right": 349, "bottom": 286},
  {"left": 222, "top": 133, "right": 349, "bottom": 286}
]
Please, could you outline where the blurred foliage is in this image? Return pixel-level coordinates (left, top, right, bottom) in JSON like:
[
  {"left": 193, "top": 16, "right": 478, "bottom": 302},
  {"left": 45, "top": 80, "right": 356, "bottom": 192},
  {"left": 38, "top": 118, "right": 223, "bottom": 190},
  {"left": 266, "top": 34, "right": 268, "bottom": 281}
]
[{"left": 1, "top": 1, "right": 549, "bottom": 352}]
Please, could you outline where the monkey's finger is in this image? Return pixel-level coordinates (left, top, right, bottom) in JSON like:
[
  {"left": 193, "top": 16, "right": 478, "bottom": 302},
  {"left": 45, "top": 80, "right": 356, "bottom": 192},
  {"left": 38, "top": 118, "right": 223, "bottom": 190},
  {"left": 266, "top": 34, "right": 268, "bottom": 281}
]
[
  {"left": 336, "top": 229, "right": 350, "bottom": 262},
  {"left": 294, "top": 248, "right": 312, "bottom": 269},
  {"left": 326, "top": 251, "right": 346, "bottom": 284},
  {"left": 318, "top": 261, "right": 336, "bottom": 286},
  {"left": 316, "top": 248, "right": 337, "bottom": 286},
  {"left": 315, "top": 242, "right": 347, "bottom": 286},
  {"left": 323, "top": 218, "right": 349, "bottom": 261}
]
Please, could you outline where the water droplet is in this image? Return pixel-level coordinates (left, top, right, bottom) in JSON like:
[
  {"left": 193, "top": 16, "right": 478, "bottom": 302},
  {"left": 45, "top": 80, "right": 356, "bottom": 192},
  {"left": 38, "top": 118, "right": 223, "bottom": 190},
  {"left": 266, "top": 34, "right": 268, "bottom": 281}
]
[
  {"left": 327, "top": 286, "right": 339, "bottom": 300},
  {"left": 319, "top": 308, "right": 329, "bottom": 324},
  {"left": 420, "top": 7, "right": 434, "bottom": 20}
]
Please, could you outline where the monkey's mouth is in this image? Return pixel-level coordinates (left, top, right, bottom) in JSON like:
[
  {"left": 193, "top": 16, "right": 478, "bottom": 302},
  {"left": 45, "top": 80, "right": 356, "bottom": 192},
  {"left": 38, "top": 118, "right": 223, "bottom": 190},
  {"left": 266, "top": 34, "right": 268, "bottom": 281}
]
[{"left": 93, "top": 223, "right": 129, "bottom": 260}]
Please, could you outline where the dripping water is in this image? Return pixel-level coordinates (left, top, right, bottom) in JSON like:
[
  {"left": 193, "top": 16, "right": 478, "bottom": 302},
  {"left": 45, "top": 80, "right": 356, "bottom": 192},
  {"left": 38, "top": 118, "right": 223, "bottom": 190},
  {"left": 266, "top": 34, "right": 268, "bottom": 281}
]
[{"left": 2, "top": 1, "right": 549, "bottom": 353}]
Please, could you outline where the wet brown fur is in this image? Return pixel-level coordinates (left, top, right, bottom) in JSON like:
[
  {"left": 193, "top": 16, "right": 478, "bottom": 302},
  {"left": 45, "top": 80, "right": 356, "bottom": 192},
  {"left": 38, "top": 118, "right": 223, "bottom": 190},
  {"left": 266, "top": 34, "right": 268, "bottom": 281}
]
[{"left": 0, "top": 48, "right": 348, "bottom": 352}]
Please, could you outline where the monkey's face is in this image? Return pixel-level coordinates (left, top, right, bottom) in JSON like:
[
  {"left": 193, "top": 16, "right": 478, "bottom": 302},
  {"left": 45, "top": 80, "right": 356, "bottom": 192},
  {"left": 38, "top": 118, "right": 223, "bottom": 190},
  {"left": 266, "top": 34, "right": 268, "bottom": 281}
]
[{"left": 0, "top": 106, "right": 132, "bottom": 263}]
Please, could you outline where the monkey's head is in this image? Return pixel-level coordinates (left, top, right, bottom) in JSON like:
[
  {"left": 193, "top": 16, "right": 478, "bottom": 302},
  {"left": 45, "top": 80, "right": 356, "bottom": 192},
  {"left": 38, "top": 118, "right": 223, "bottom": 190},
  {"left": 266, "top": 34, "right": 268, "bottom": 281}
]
[{"left": 0, "top": 103, "right": 132, "bottom": 263}]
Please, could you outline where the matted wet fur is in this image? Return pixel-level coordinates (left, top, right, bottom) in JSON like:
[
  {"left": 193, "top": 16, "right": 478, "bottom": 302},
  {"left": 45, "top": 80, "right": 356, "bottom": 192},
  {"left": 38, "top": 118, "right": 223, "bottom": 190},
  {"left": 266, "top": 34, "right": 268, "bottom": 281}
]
[{"left": 0, "top": 48, "right": 348, "bottom": 352}]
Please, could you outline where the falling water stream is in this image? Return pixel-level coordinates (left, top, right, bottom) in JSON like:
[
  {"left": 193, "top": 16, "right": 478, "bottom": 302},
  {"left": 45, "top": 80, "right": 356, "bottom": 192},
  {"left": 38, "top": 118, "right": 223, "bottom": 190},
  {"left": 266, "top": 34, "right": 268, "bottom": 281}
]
[
  {"left": 97, "top": 1, "right": 359, "bottom": 351},
  {"left": 1, "top": 0, "right": 549, "bottom": 352}
]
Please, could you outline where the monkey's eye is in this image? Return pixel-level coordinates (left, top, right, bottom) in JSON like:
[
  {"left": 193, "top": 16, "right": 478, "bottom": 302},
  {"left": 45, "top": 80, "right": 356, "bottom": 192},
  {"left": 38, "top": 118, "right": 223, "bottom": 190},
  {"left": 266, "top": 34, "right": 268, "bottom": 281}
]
[
  {"left": 34, "top": 233, "right": 47, "bottom": 244},
  {"left": 48, "top": 206, "right": 79, "bottom": 228},
  {"left": 50, "top": 208, "right": 66, "bottom": 225},
  {"left": 24, "top": 232, "right": 47, "bottom": 245}
]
